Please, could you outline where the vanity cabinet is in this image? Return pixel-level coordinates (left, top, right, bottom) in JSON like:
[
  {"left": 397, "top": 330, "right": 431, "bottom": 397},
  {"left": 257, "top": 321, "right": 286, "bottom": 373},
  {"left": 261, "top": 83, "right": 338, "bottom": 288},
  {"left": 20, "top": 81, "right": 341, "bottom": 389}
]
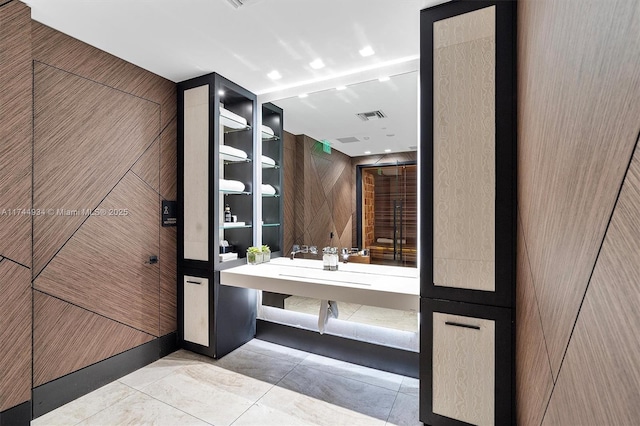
[
  {"left": 420, "top": 1, "right": 516, "bottom": 424},
  {"left": 178, "top": 72, "right": 257, "bottom": 358}
]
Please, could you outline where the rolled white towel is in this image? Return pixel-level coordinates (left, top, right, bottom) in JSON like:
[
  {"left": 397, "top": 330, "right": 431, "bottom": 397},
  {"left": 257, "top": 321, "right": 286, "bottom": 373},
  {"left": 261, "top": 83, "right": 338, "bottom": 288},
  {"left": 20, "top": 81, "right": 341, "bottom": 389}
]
[
  {"left": 261, "top": 155, "right": 276, "bottom": 166},
  {"left": 261, "top": 184, "right": 276, "bottom": 195},
  {"left": 261, "top": 125, "right": 275, "bottom": 138},
  {"left": 219, "top": 106, "right": 247, "bottom": 129},
  {"left": 219, "top": 144, "right": 247, "bottom": 161},
  {"left": 219, "top": 179, "right": 245, "bottom": 192}
]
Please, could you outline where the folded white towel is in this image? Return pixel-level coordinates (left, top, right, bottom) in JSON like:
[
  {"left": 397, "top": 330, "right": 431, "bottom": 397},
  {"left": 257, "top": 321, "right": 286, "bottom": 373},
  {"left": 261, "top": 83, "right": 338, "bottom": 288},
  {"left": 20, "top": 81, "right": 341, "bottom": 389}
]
[
  {"left": 219, "top": 106, "right": 247, "bottom": 129},
  {"left": 261, "top": 155, "right": 276, "bottom": 166},
  {"left": 261, "top": 184, "right": 276, "bottom": 195},
  {"left": 377, "top": 237, "right": 407, "bottom": 244},
  {"left": 219, "top": 144, "right": 247, "bottom": 161},
  {"left": 219, "top": 179, "right": 245, "bottom": 192},
  {"left": 261, "top": 125, "right": 275, "bottom": 138}
]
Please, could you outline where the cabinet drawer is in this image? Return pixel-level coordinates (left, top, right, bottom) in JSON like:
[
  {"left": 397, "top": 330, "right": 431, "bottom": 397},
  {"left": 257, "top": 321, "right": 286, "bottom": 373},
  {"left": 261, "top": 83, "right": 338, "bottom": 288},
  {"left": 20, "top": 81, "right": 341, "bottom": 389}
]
[
  {"left": 183, "top": 275, "right": 209, "bottom": 347},
  {"left": 433, "top": 313, "right": 495, "bottom": 425}
]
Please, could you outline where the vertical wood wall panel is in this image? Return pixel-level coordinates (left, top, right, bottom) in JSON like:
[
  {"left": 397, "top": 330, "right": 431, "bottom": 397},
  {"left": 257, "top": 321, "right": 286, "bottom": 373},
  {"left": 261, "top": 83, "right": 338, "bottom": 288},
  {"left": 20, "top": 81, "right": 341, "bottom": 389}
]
[
  {"left": 34, "top": 172, "right": 160, "bottom": 336},
  {"left": 543, "top": 144, "right": 640, "bottom": 425},
  {"left": 516, "top": 218, "right": 553, "bottom": 426},
  {"left": 518, "top": 0, "right": 640, "bottom": 423},
  {"left": 518, "top": 0, "right": 640, "bottom": 379},
  {"left": 33, "top": 62, "right": 160, "bottom": 277},
  {"left": 160, "top": 117, "right": 178, "bottom": 201},
  {"left": 33, "top": 291, "right": 153, "bottom": 387},
  {"left": 0, "top": 0, "right": 32, "bottom": 413},
  {"left": 0, "top": 260, "right": 31, "bottom": 411},
  {"left": 0, "top": 0, "right": 32, "bottom": 267}
]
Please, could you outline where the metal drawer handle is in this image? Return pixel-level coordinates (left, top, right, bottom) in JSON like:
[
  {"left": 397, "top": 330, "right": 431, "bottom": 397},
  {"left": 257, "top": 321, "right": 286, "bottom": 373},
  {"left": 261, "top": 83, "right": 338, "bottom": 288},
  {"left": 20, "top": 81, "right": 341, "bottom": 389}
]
[
  {"left": 445, "top": 321, "right": 480, "bottom": 330},
  {"left": 186, "top": 280, "right": 202, "bottom": 285}
]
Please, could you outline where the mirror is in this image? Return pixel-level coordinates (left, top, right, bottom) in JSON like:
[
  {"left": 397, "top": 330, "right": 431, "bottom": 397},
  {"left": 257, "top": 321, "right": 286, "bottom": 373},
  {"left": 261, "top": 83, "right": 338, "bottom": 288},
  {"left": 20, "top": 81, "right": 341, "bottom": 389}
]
[{"left": 259, "top": 72, "right": 420, "bottom": 335}]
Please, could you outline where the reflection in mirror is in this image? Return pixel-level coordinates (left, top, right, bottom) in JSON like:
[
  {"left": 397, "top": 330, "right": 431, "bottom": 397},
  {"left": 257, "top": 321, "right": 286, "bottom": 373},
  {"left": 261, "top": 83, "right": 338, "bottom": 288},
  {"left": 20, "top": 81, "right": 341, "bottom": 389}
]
[
  {"left": 259, "top": 72, "right": 419, "bottom": 339},
  {"left": 433, "top": 6, "right": 496, "bottom": 292}
]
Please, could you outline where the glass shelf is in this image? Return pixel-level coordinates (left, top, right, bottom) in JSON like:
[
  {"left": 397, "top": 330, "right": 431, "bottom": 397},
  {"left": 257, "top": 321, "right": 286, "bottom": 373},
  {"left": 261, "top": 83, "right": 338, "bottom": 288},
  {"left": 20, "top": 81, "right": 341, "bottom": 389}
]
[
  {"left": 262, "top": 223, "right": 281, "bottom": 227},
  {"left": 222, "top": 154, "right": 251, "bottom": 165},
  {"left": 220, "top": 189, "right": 252, "bottom": 195},
  {"left": 262, "top": 193, "right": 280, "bottom": 198},
  {"left": 220, "top": 223, "right": 252, "bottom": 229},
  {"left": 261, "top": 162, "right": 280, "bottom": 169},
  {"left": 261, "top": 133, "right": 280, "bottom": 142}
]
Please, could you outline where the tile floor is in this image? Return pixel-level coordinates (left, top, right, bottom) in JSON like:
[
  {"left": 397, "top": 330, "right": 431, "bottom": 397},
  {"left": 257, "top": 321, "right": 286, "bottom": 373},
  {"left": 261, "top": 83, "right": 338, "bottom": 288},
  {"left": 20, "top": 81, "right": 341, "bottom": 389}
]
[{"left": 32, "top": 339, "right": 421, "bottom": 426}]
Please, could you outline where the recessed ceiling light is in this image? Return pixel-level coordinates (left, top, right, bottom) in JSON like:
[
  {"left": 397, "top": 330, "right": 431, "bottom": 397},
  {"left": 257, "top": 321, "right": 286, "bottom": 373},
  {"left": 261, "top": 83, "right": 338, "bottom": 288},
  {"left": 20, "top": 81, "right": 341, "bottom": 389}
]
[
  {"left": 309, "top": 58, "right": 325, "bottom": 69},
  {"left": 364, "top": 151, "right": 371, "bottom": 154},
  {"left": 298, "top": 93, "right": 308, "bottom": 98},
  {"left": 336, "top": 85, "right": 347, "bottom": 91},
  {"left": 384, "top": 149, "right": 392, "bottom": 153},
  {"left": 359, "top": 46, "right": 375, "bottom": 57},
  {"left": 378, "top": 76, "right": 390, "bottom": 82},
  {"left": 267, "top": 70, "right": 282, "bottom": 80},
  {"left": 218, "top": 89, "right": 225, "bottom": 96}
]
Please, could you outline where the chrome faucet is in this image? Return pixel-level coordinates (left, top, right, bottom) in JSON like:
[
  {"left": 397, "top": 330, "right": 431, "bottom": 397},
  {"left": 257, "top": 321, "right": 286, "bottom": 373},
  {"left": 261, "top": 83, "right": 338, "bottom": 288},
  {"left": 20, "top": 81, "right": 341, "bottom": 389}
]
[{"left": 291, "top": 244, "right": 317, "bottom": 259}]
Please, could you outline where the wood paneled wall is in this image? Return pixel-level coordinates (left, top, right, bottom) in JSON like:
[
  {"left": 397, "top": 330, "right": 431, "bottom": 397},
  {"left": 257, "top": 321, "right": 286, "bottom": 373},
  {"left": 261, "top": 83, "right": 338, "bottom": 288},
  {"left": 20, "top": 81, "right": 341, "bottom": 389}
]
[
  {"left": 0, "top": 3, "right": 178, "bottom": 412},
  {"left": 0, "top": 0, "right": 32, "bottom": 413},
  {"left": 283, "top": 133, "right": 353, "bottom": 251},
  {"left": 517, "top": 0, "right": 640, "bottom": 423},
  {"left": 29, "top": 21, "right": 178, "bottom": 388}
]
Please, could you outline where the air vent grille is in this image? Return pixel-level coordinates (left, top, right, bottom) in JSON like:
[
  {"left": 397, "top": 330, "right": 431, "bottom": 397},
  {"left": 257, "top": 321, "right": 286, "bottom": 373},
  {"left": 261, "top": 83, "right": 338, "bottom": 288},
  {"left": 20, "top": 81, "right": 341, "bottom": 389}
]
[
  {"left": 336, "top": 137, "right": 360, "bottom": 144},
  {"left": 356, "top": 110, "right": 386, "bottom": 121}
]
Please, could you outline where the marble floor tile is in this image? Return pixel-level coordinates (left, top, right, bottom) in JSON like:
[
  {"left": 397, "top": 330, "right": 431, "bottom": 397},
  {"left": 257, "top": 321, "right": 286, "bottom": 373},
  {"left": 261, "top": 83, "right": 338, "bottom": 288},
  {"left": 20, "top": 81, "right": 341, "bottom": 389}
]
[
  {"left": 139, "top": 369, "right": 254, "bottom": 426},
  {"left": 76, "top": 392, "right": 209, "bottom": 426},
  {"left": 180, "top": 362, "right": 274, "bottom": 401},
  {"left": 386, "top": 392, "right": 421, "bottom": 426},
  {"left": 118, "top": 351, "right": 197, "bottom": 390},
  {"left": 31, "top": 381, "right": 136, "bottom": 426},
  {"left": 399, "top": 376, "right": 419, "bottom": 396},
  {"left": 276, "top": 365, "right": 397, "bottom": 421},
  {"left": 256, "top": 383, "right": 387, "bottom": 426},
  {"left": 232, "top": 402, "right": 313, "bottom": 426},
  {"left": 240, "top": 338, "right": 310, "bottom": 364},
  {"left": 300, "top": 353, "right": 404, "bottom": 392},
  {"left": 211, "top": 347, "right": 298, "bottom": 384}
]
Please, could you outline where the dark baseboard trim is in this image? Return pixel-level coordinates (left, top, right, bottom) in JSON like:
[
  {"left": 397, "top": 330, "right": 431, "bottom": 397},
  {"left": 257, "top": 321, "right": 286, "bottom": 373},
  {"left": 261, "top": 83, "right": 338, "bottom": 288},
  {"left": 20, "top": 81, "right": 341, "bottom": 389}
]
[
  {"left": 32, "top": 331, "right": 178, "bottom": 419},
  {"left": 0, "top": 401, "right": 31, "bottom": 426},
  {"left": 256, "top": 320, "right": 419, "bottom": 378}
]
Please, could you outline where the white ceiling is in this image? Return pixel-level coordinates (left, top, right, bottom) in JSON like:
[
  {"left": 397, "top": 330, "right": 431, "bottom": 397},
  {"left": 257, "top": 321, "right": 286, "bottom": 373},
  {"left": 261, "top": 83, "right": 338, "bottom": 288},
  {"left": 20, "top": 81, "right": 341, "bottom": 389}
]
[
  {"left": 24, "top": 0, "right": 444, "bottom": 156},
  {"left": 273, "top": 71, "right": 418, "bottom": 156}
]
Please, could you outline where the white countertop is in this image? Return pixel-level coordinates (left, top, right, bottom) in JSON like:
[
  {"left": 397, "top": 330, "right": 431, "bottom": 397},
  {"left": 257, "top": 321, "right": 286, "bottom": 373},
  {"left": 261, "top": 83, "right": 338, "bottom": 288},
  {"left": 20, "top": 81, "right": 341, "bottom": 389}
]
[{"left": 220, "top": 257, "right": 419, "bottom": 311}]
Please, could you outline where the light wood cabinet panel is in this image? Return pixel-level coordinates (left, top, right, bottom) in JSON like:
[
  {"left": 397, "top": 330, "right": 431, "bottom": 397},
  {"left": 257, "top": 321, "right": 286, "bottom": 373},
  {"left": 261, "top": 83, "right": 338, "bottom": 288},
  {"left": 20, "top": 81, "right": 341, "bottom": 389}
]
[
  {"left": 433, "top": 312, "right": 495, "bottom": 425},
  {"left": 183, "top": 275, "right": 209, "bottom": 347},
  {"left": 183, "top": 85, "right": 210, "bottom": 261}
]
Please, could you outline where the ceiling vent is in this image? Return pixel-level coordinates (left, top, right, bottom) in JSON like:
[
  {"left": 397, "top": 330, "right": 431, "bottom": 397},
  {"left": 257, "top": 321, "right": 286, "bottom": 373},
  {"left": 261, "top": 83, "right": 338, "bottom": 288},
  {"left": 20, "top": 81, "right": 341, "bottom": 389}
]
[
  {"left": 336, "top": 137, "right": 360, "bottom": 144},
  {"left": 356, "top": 110, "right": 387, "bottom": 121},
  {"left": 226, "top": 0, "right": 261, "bottom": 9}
]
